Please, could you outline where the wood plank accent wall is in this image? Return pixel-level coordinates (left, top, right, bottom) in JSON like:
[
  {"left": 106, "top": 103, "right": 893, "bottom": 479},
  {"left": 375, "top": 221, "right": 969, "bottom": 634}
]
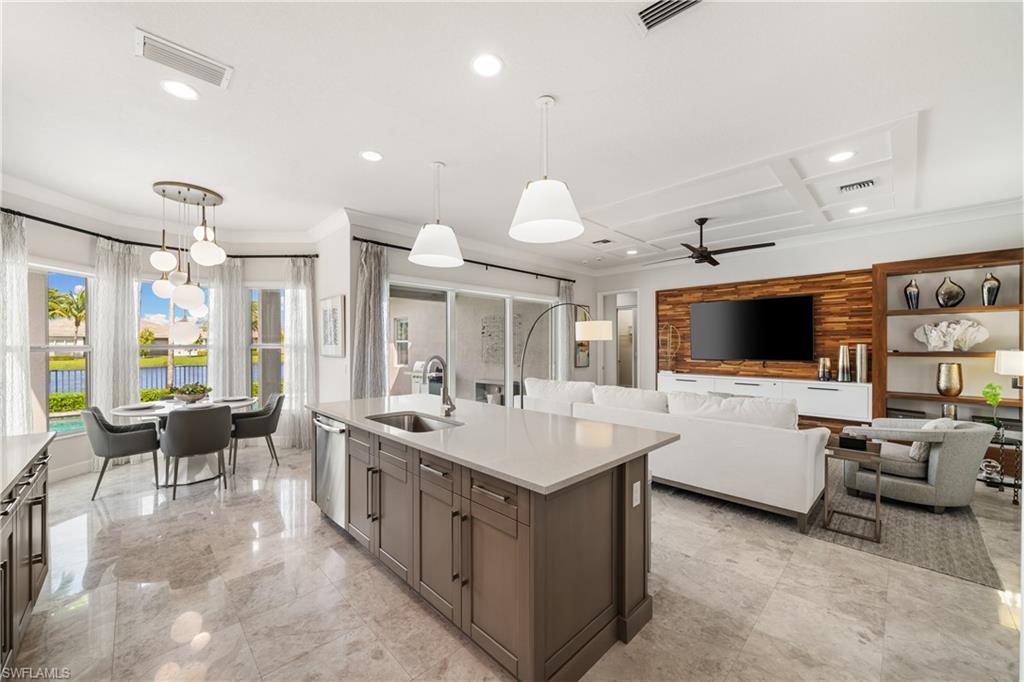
[{"left": 656, "top": 269, "right": 874, "bottom": 381}]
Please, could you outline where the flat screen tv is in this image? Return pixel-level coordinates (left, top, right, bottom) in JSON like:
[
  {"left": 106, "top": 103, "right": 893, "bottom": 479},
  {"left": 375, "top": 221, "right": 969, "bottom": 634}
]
[{"left": 690, "top": 295, "right": 814, "bottom": 361}]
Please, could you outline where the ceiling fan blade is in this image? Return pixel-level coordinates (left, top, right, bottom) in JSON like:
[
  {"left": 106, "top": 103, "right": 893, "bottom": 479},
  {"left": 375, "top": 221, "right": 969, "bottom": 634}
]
[
  {"left": 680, "top": 243, "right": 701, "bottom": 255},
  {"left": 644, "top": 255, "right": 695, "bottom": 267},
  {"left": 704, "top": 254, "right": 721, "bottom": 267},
  {"left": 707, "top": 242, "right": 776, "bottom": 256}
]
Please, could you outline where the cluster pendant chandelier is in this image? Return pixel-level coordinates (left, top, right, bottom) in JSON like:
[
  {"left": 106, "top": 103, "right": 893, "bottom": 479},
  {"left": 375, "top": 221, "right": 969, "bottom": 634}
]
[
  {"left": 509, "top": 95, "right": 584, "bottom": 244},
  {"left": 149, "top": 181, "right": 224, "bottom": 344},
  {"left": 409, "top": 162, "right": 464, "bottom": 268}
]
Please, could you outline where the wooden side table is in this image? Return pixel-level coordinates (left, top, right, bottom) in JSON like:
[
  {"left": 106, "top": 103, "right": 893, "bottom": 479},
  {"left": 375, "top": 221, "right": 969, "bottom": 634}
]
[{"left": 824, "top": 435, "right": 883, "bottom": 543}]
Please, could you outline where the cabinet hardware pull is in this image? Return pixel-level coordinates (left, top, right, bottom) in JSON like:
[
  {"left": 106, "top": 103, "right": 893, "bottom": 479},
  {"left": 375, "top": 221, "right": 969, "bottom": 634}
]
[
  {"left": 420, "top": 463, "right": 449, "bottom": 479},
  {"left": 365, "top": 467, "right": 374, "bottom": 520},
  {"left": 369, "top": 468, "right": 380, "bottom": 521},
  {"left": 460, "top": 513, "right": 470, "bottom": 586},
  {"left": 734, "top": 382, "right": 761, "bottom": 387},
  {"left": 807, "top": 386, "right": 840, "bottom": 392},
  {"left": 313, "top": 418, "right": 343, "bottom": 434},
  {"left": 451, "top": 507, "right": 459, "bottom": 580},
  {"left": 0, "top": 501, "right": 15, "bottom": 516},
  {"left": 13, "top": 482, "right": 30, "bottom": 490},
  {"left": 27, "top": 497, "right": 44, "bottom": 506},
  {"left": 471, "top": 484, "right": 510, "bottom": 504},
  {"left": 676, "top": 378, "right": 697, "bottom": 383}
]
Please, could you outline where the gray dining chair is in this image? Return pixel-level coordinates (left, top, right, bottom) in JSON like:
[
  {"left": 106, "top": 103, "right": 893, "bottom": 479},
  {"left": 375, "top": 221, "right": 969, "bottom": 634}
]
[
  {"left": 81, "top": 406, "right": 160, "bottom": 501},
  {"left": 160, "top": 404, "right": 232, "bottom": 500},
  {"left": 229, "top": 394, "right": 285, "bottom": 474}
]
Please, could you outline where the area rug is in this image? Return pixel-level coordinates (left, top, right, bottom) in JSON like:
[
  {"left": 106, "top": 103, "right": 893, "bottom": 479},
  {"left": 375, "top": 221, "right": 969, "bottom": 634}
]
[{"left": 805, "top": 464, "right": 1003, "bottom": 590}]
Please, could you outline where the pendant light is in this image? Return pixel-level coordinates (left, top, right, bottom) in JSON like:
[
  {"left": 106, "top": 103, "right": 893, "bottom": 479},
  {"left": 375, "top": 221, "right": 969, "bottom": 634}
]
[
  {"left": 168, "top": 248, "right": 187, "bottom": 286},
  {"left": 190, "top": 205, "right": 226, "bottom": 267},
  {"left": 509, "top": 95, "right": 584, "bottom": 244},
  {"left": 152, "top": 272, "right": 174, "bottom": 299},
  {"left": 149, "top": 194, "right": 177, "bottom": 271},
  {"left": 171, "top": 262, "right": 205, "bottom": 311},
  {"left": 409, "top": 161, "right": 464, "bottom": 268},
  {"left": 169, "top": 313, "right": 201, "bottom": 345}
]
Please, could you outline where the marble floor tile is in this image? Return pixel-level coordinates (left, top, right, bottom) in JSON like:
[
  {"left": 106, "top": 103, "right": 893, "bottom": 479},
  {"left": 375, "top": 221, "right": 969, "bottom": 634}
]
[
  {"left": 413, "top": 642, "right": 514, "bottom": 681},
  {"left": 693, "top": 527, "right": 797, "bottom": 587},
  {"left": 365, "top": 593, "right": 466, "bottom": 678},
  {"left": 119, "top": 622, "right": 261, "bottom": 682},
  {"left": 262, "top": 625, "right": 411, "bottom": 681},
  {"left": 887, "top": 560, "right": 1019, "bottom": 631},
  {"left": 222, "top": 551, "right": 333, "bottom": 619},
  {"left": 333, "top": 562, "right": 421, "bottom": 621}
]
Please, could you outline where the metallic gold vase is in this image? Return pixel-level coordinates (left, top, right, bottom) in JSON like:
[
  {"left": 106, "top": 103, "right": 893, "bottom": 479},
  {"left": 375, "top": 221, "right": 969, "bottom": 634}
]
[{"left": 936, "top": 362, "right": 964, "bottom": 397}]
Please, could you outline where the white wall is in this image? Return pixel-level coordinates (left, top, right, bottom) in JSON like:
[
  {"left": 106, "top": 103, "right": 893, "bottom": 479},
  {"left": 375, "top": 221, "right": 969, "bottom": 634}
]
[
  {"left": 596, "top": 204, "right": 1024, "bottom": 390},
  {"left": 314, "top": 210, "right": 353, "bottom": 403}
]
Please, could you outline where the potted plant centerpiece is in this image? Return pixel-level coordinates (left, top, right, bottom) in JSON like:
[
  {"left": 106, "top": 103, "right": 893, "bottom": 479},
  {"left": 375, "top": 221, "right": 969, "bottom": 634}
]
[
  {"left": 982, "top": 382, "right": 1004, "bottom": 440},
  {"left": 173, "top": 383, "right": 212, "bottom": 404}
]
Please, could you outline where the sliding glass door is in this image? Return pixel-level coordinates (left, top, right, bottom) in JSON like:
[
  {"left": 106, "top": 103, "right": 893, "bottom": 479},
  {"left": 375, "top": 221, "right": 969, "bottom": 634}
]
[
  {"left": 454, "top": 292, "right": 506, "bottom": 404},
  {"left": 387, "top": 285, "right": 448, "bottom": 396}
]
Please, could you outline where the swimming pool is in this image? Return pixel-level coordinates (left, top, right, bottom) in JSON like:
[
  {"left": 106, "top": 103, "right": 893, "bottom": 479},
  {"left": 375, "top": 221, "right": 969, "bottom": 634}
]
[{"left": 50, "top": 415, "right": 84, "bottom": 434}]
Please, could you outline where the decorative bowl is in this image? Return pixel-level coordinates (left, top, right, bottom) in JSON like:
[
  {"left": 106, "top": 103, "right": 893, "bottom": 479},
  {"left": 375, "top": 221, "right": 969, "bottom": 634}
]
[{"left": 174, "top": 392, "right": 208, "bottom": 404}]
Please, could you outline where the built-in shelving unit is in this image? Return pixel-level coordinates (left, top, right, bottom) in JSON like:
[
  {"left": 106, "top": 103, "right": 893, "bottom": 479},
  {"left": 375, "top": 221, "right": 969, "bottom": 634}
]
[
  {"left": 887, "top": 304, "right": 1023, "bottom": 317},
  {"left": 887, "top": 391, "right": 1023, "bottom": 408},
  {"left": 887, "top": 351, "right": 995, "bottom": 358}
]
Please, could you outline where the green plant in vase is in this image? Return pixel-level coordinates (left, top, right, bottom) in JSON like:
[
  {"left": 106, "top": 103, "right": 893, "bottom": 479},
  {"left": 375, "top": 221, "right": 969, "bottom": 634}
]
[
  {"left": 171, "top": 382, "right": 212, "bottom": 404},
  {"left": 982, "top": 382, "right": 1003, "bottom": 436}
]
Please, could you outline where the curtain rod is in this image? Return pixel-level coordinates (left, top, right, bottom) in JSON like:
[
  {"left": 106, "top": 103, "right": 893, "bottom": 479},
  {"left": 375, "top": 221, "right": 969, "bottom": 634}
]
[
  {"left": 353, "top": 236, "right": 575, "bottom": 284},
  {"left": 1, "top": 208, "right": 318, "bottom": 260}
]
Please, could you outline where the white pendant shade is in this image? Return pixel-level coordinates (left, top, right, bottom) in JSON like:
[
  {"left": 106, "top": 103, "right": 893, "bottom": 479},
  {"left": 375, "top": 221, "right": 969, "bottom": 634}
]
[
  {"left": 172, "top": 282, "right": 205, "bottom": 311},
  {"left": 575, "top": 320, "right": 613, "bottom": 342},
  {"left": 409, "top": 223, "right": 464, "bottom": 268},
  {"left": 150, "top": 249, "right": 177, "bottom": 272},
  {"left": 169, "top": 269, "right": 188, "bottom": 286},
  {"left": 169, "top": 320, "right": 201, "bottom": 345},
  {"left": 509, "top": 179, "right": 584, "bottom": 244},
  {"left": 152, "top": 277, "right": 175, "bottom": 299},
  {"left": 193, "top": 224, "right": 209, "bottom": 241},
  {"left": 191, "top": 303, "right": 209, "bottom": 318},
  {"left": 190, "top": 238, "right": 223, "bottom": 267}
]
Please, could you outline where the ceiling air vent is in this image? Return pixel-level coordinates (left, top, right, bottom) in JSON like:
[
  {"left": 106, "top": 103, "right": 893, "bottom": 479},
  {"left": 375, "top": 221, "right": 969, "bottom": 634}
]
[
  {"left": 134, "top": 29, "right": 233, "bottom": 88},
  {"left": 839, "top": 179, "right": 876, "bottom": 194},
  {"left": 635, "top": 0, "right": 702, "bottom": 33},
  {"left": 592, "top": 239, "right": 613, "bottom": 245}
]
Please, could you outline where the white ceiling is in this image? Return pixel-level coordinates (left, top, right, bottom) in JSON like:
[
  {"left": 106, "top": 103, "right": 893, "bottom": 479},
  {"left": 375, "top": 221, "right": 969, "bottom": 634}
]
[{"left": 2, "top": 2, "right": 1021, "bottom": 271}]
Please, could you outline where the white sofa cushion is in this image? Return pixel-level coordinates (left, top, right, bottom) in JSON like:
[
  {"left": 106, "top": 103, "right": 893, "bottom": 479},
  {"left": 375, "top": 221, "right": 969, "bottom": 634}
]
[
  {"left": 592, "top": 385, "right": 668, "bottom": 413},
  {"left": 523, "top": 378, "right": 595, "bottom": 404},
  {"left": 908, "top": 417, "right": 955, "bottom": 462},
  {"left": 667, "top": 391, "right": 798, "bottom": 430}
]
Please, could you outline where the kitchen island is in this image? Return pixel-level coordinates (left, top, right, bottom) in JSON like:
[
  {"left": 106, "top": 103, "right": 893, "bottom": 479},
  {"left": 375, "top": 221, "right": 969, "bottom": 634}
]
[{"left": 308, "top": 395, "right": 678, "bottom": 681}]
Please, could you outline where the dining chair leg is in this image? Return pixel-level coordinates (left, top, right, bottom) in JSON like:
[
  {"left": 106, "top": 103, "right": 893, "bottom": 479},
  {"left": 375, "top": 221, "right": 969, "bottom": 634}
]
[
  {"left": 232, "top": 439, "right": 239, "bottom": 475},
  {"left": 91, "top": 458, "right": 110, "bottom": 501},
  {"left": 164, "top": 455, "right": 170, "bottom": 488},
  {"left": 172, "top": 457, "right": 180, "bottom": 501},
  {"left": 151, "top": 451, "right": 160, "bottom": 489},
  {"left": 217, "top": 450, "right": 227, "bottom": 490},
  {"left": 266, "top": 436, "right": 280, "bottom": 466}
]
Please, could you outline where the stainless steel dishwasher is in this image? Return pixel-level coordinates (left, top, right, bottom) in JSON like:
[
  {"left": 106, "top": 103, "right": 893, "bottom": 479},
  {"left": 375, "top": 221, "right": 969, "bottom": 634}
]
[{"left": 312, "top": 413, "right": 346, "bottom": 526}]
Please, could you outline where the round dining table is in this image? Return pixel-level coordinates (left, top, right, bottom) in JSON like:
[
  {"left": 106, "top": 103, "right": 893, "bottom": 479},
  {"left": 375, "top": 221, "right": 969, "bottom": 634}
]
[{"left": 112, "top": 396, "right": 258, "bottom": 487}]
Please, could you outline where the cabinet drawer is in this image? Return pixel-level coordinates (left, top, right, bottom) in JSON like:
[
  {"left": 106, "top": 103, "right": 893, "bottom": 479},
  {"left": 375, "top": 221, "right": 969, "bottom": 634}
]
[
  {"left": 656, "top": 374, "right": 714, "bottom": 394},
  {"left": 461, "top": 469, "right": 522, "bottom": 522},
  {"left": 418, "top": 452, "right": 459, "bottom": 491},
  {"left": 712, "top": 378, "right": 782, "bottom": 398},
  {"left": 347, "top": 431, "right": 372, "bottom": 465},
  {"left": 378, "top": 437, "right": 412, "bottom": 472},
  {"left": 782, "top": 382, "right": 870, "bottom": 421}
]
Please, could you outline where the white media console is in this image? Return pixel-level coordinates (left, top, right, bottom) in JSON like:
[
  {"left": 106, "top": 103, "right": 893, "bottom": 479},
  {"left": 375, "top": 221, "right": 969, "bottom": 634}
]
[{"left": 656, "top": 371, "right": 873, "bottom": 422}]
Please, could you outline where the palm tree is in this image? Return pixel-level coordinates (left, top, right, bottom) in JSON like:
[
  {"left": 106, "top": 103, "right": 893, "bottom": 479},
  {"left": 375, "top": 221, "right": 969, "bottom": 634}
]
[{"left": 48, "top": 285, "right": 88, "bottom": 344}]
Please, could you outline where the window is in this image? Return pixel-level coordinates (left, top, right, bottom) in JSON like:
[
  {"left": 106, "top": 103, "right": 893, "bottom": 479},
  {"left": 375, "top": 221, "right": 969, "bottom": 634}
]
[
  {"left": 250, "top": 288, "right": 284, "bottom": 400},
  {"left": 138, "top": 280, "right": 208, "bottom": 400},
  {"left": 394, "top": 318, "right": 410, "bottom": 366},
  {"left": 29, "top": 271, "right": 90, "bottom": 434}
]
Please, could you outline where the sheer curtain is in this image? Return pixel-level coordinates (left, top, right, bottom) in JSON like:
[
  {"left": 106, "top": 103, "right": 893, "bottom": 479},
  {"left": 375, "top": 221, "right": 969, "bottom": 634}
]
[
  {"left": 91, "top": 238, "right": 142, "bottom": 466},
  {"left": 351, "top": 243, "right": 388, "bottom": 399},
  {"left": 0, "top": 213, "right": 31, "bottom": 437},
  {"left": 282, "top": 257, "right": 317, "bottom": 449},
  {"left": 207, "top": 258, "right": 250, "bottom": 399},
  {"left": 555, "top": 280, "right": 575, "bottom": 381}
]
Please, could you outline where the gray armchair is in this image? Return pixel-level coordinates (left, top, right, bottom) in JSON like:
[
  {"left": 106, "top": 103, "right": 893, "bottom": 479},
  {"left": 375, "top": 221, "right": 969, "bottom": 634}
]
[
  {"left": 229, "top": 393, "right": 284, "bottom": 474},
  {"left": 842, "top": 418, "right": 996, "bottom": 512},
  {"left": 82, "top": 406, "right": 160, "bottom": 501},
  {"left": 160, "top": 404, "right": 232, "bottom": 499}
]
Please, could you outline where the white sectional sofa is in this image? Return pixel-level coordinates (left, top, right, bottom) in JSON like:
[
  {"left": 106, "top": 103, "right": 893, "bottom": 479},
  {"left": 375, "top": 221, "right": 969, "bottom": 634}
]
[{"left": 522, "top": 379, "right": 831, "bottom": 531}]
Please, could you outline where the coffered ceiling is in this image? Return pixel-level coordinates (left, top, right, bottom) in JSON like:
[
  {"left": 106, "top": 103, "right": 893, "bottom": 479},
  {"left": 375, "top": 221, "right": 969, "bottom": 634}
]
[{"left": 1, "top": 2, "right": 1020, "bottom": 273}]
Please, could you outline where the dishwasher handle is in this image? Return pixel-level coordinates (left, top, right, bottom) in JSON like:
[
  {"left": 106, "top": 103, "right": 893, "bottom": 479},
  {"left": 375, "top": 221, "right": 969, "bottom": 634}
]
[{"left": 313, "top": 417, "right": 345, "bottom": 434}]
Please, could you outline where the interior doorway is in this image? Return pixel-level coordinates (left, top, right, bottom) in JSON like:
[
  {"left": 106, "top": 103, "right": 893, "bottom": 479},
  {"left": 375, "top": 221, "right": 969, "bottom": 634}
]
[{"left": 616, "top": 307, "right": 636, "bottom": 387}]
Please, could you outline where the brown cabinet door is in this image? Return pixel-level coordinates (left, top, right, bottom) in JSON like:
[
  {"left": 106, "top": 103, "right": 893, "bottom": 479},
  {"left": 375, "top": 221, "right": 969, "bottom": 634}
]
[
  {"left": 0, "top": 511, "right": 13, "bottom": 671},
  {"left": 415, "top": 474, "right": 460, "bottom": 622},
  {"left": 459, "top": 499, "right": 528, "bottom": 677},
  {"left": 346, "top": 431, "right": 375, "bottom": 551},
  {"left": 28, "top": 469, "right": 47, "bottom": 599},
  {"left": 376, "top": 440, "right": 413, "bottom": 584},
  {"left": 12, "top": 493, "right": 31, "bottom": 638}
]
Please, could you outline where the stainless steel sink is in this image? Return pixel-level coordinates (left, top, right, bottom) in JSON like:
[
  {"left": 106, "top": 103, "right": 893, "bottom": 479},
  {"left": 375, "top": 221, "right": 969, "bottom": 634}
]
[{"left": 366, "top": 411, "right": 462, "bottom": 433}]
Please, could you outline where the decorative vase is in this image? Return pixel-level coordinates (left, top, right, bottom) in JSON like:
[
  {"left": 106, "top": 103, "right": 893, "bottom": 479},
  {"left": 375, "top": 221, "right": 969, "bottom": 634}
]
[
  {"left": 817, "top": 357, "right": 832, "bottom": 381},
  {"left": 174, "top": 392, "right": 208, "bottom": 404},
  {"left": 981, "top": 272, "right": 1001, "bottom": 306},
  {"left": 837, "top": 344, "right": 852, "bottom": 382},
  {"left": 903, "top": 279, "right": 920, "bottom": 310},
  {"left": 935, "top": 276, "right": 966, "bottom": 308},
  {"left": 941, "top": 403, "right": 958, "bottom": 420},
  {"left": 855, "top": 344, "right": 868, "bottom": 383},
  {"left": 936, "top": 362, "right": 964, "bottom": 397}
]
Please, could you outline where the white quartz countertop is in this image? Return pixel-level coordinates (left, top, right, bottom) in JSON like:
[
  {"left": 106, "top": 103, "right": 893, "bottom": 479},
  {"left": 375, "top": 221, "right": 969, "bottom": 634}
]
[
  {"left": 0, "top": 432, "right": 55, "bottom": 492},
  {"left": 308, "top": 395, "right": 679, "bottom": 495}
]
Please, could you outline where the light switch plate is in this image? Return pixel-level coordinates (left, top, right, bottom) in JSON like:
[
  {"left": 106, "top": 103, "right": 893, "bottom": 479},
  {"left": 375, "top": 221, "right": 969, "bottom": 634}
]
[{"left": 632, "top": 480, "right": 641, "bottom": 507}]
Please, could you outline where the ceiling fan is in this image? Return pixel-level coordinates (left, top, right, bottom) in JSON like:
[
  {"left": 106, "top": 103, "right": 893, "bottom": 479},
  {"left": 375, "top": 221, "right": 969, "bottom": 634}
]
[{"left": 647, "top": 217, "right": 776, "bottom": 267}]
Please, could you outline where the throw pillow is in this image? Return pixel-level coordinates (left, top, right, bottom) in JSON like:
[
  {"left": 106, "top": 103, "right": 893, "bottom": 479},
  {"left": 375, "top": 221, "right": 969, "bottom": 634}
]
[{"left": 908, "top": 417, "right": 955, "bottom": 462}]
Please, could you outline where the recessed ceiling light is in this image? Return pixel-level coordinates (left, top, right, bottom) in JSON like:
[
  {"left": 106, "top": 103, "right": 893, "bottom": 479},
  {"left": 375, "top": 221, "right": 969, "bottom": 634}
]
[
  {"left": 848, "top": 206, "right": 868, "bottom": 214},
  {"left": 626, "top": 249, "right": 638, "bottom": 255},
  {"left": 828, "top": 150, "right": 855, "bottom": 163},
  {"left": 472, "top": 54, "right": 503, "bottom": 77},
  {"left": 360, "top": 150, "right": 383, "bottom": 162},
  {"left": 160, "top": 80, "right": 198, "bottom": 101}
]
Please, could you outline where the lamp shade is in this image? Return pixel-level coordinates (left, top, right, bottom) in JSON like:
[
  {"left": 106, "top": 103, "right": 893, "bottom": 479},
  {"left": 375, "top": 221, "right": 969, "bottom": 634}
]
[
  {"left": 149, "top": 249, "right": 177, "bottom": 272},
  {"left": 509, "top": 179, "right": 584, "bottom": 244},
  {"left": 152, "top": 277, "right": 175, "bottom": 300},
  {"left": 169, "top": 320, "right": 201, "bottom": 345},
  {"left": 575, "top": 320, "right": 613, "bottom": 341},
  {"left": 169, "top": 269, "right": 188, "bottom": 286},
  {"left": 193, "top": 224, "right": 210, "bottom": 241},
  {"left": 172, "top": 283, "right": 205, "bottom": 311},
  {"left": 191, "top": 303, "right": 209, "bottom": 318},
  {"left": 995, "top": 350, "right": 1024, "bottom": 376},
  {"left": 190, "top": 239, "right": 223, "bottom": 267},
  {"left": 409, "top": 223, "right": 464, "bottom": 268}
]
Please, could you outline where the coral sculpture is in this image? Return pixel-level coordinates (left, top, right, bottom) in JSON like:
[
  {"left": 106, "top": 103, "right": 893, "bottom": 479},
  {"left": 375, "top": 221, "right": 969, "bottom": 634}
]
[{"left": 913, "top": 319, "right": 989, "bottom": 352}]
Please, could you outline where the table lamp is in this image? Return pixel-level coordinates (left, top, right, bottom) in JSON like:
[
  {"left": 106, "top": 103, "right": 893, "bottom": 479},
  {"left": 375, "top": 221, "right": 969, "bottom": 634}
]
[{"left": 995, "top": 350, "right": 1024, "bottom": 390}]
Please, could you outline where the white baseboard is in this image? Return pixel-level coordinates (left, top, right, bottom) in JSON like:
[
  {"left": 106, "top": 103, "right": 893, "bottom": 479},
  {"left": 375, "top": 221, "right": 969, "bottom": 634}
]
[{"left": 50, "top": 460, "right": 92, "bottom": 483}]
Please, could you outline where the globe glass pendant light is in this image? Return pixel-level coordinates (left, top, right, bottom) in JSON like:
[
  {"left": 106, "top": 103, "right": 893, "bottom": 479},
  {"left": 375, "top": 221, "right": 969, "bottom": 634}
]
[
  {"left": 190, "top": 205, "right": 226, "bottom": 267},
  {"left": 169, "top": 317, "right": 201, "bottom": 345},
  {"left": 409, "top": 162, "right": 464, "bottom": 268},
  {"left": 152, "top": 272, "right": 175, "bottom": 299},
  {"left": 171, "top": 262, "right": 205, "bottom": 311},
  {"left": 169, "top": 248, "right": 187, "bottom": 286},
  {"left": 509, "top": 95, "right": 584, "bottom": 244},
  {"left": 149, "top": 229, "right": 177, "bottom": 272},
  {"left": 191, "top": 303, "right": 209, "bottom": 318}
]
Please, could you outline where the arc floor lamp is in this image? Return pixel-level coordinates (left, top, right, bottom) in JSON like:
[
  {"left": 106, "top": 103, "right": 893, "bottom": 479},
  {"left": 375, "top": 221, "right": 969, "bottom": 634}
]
[{"left": 517, "top": 302, "right": 613, "bottom": 408}]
